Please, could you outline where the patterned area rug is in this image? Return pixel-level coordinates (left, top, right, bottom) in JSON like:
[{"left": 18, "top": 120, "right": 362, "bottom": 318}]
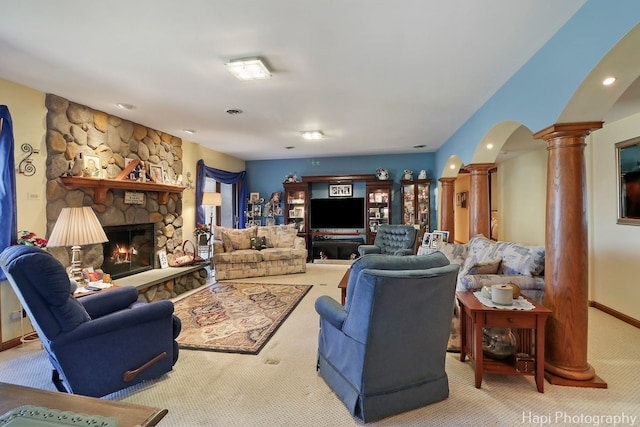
[{"left": 173, "top": 282, "right": 312, "bottom": 354}]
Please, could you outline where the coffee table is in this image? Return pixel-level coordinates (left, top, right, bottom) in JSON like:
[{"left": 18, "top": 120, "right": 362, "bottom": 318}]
[
  {"left": 456, "top": 291, "right": 552, "bottom": 392},
  {"left": 0, "top": 381, "right": 167, "bottom": 426}
]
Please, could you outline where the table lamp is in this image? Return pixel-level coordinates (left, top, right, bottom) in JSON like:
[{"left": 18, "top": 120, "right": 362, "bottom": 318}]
[
  {"left": 201, "top": 192, "right": 222, "bottom": 276},
  {"left": 47, "top": 206, "right": 108, "bottom": 284}
]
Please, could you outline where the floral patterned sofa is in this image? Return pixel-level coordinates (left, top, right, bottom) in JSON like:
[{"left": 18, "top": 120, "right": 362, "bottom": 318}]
[
  {"left": 435, "top": 234, "right": 545, "bottom": 352},
  {"left": 439, "top": 234, "right": 545, "bottom": 301},
  {"left": 212, "top": 224, "right": 307, "bottom": 280}
]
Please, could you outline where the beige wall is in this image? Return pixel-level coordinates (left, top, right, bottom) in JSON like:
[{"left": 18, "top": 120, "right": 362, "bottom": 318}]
[
  {"left": 1, "top": 78, "right": 45, "bottom": 343},
  {"left": 589, "top": 112, "right": 640, "bottom": 321},
  {"left": 1, "top": 78, "right": 47, "bottom": 237},
  {"left": 497, "top": 148, "right": 546, "bottom": 245}
]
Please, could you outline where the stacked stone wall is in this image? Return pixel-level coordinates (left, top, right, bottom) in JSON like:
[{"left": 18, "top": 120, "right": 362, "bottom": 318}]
[{"left": 44, "top": 94, "right": 197, "bottom": 298}]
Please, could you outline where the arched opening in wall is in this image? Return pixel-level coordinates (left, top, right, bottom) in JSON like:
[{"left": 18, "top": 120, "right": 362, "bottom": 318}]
[{"left": 473, "top": 122, "right": 542, "bottom": 243}]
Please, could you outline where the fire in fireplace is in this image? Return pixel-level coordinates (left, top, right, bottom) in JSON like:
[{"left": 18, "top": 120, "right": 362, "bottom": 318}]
[{"left": 102, "top": 223, "right": 155, "bottom": 279}]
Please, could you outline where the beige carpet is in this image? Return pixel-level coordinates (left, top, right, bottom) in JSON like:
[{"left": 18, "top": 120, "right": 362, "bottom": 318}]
[
  {"left": 174, "top": 282, "right": 311, "bottom": 354},
  {"left": 0, "top": 263, "right": 639, "bottom": 426}
]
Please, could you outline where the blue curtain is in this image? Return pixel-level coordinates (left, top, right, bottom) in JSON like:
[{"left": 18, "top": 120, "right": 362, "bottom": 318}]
[
  {"left": 0, "top": 106, "right": 18, "bottom": 280},
  {"left": 195, "top": 159, "right": 247, "bottom": 229}
]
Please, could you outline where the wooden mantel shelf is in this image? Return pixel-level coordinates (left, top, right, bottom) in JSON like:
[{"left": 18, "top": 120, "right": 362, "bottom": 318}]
[{"left": 60, "top": 176, "right": 185, "bottom": 204}]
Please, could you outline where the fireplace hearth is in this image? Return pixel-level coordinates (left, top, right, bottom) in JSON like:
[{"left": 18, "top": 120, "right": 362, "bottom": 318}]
[{"left": 102, "top": 223, "right": 155, "bottom": 279}]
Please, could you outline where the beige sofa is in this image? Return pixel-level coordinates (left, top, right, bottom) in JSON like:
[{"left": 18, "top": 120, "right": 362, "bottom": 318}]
[{"left": 212, "top": 224, "right": 307, "bottom": 280}]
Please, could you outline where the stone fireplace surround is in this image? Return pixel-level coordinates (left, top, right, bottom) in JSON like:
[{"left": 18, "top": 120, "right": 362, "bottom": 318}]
[{"left": 44, "top": 94, "right": 206, "bottom": 301}]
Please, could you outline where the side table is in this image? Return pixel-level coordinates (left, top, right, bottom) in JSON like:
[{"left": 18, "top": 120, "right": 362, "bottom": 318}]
[
  {"left": 456, "top": 291, "right": 552, "bottom": 392},
  {"left": 337, "top": 268, "right": 350, "bottom": 305}
]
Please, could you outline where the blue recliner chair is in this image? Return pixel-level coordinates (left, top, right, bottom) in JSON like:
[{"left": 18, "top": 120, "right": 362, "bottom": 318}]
[
  {"left": 315, "top": 253, "right": 459, "bottom": 422},
  {"left": 358, "top": 224, "right": 417, "bottom": 256},
  {"left": 0, "top": 245, "right": 181, "bottom": 398}
]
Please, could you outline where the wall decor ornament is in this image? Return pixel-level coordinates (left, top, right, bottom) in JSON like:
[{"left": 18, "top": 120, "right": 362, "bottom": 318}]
[{"left": 17, "top": 143, "right": 39, "bottom": 176}]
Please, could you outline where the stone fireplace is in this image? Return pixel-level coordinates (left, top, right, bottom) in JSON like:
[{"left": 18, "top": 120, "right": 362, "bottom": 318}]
[{"left": 44, "top": 94, "right": 206, "bottom": 300}]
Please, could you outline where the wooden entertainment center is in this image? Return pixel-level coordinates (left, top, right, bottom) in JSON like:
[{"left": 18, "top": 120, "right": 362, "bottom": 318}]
[{"left": 284, "top": 174, "right": 393, "bottom": 261}]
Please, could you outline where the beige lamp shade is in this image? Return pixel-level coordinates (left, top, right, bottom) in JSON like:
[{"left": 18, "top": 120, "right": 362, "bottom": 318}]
[
  {"left": 202, "top": 192, "right": 222, "bottom": 206},
  {"left": 47, "top": 207, "right": 108, "bottom": 248}
]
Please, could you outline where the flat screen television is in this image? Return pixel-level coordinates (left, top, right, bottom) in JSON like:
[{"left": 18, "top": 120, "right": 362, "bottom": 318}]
[{"left": 310, "top": 198, "right": 365, "bottom": 229}]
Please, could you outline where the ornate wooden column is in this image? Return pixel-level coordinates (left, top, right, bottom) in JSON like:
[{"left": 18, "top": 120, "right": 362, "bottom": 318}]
[
  {"left": 438, "top": 178, "right": 456, "bottom": 242},
  {"left": 533, "top": 122, "right": 606, "bottom": 388},
  {"left": 465, "top": 163, "right": 495, "bottom": 238}
]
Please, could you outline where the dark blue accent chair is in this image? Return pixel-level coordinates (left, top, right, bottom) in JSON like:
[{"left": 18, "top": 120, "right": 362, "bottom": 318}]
[
  {"left": 315, "top": 253, "right": 459, "bottom": 422},
  {"left": 0, "top": 245, "right": 181, "bottom": 397},
  {"left": 358, "top": 224, "right": 417, "bottom": 256}
]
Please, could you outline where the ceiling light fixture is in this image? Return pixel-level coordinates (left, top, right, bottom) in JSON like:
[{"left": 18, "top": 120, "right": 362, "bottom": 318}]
[
  {"left": 116, "top": 103, "right": 135, "bottom": 110},
  {"left": 602, "top": 76, "right": 616, "bottom": 86},
  {"left": 226, "top": 108, "right": 243, "bottom": 115},
  {"left": 301, "top": 131, "right": 323, "bottom": 140},
  {"left": 182, "top": 129, "right": 195, "bottom": 134},
  {"left": 224, "top": 57, "right": 272, "bottom": 81},
  {"left": 413, "top": 144, "right": 427, "bottom": 149},
  {"left": 486, "top": 143, "right": 494, "bottom": 149}
]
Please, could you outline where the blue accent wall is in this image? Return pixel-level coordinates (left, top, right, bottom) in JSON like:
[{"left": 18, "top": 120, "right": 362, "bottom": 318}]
[
  {"left": 436, "top": 0, "right": 640, "bottom": 174},
  {"left": 246, "top": 152, "right": 436, "bottom": 226}
]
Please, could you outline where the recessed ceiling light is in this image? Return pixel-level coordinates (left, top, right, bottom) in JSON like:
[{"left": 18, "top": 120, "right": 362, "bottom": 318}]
[
  {"left": 226, "top": 108, "right": 244, "bottom": 115},
  {"left": 602, "top": 76, "right": 616, "bottom": 86},
  {"left": 486, "top": 143, "right": 494, "bottom": 149},
  {"left": 301, "top": 131, "right": 323, "bottom": 140},
  {"left": 224, "top": 57, "right": 272, "bottom": 80},
  {"left": 182, "top": 129, "right": 196, "bottom": 134},
  {"left": 413, "top": 144, "right": 427, "bottom": 149},
  {"left": 449, "top": 164, "right": 456, "bottom": 170},
  {"left": 116, "top": 103, "right": 135, "bottom": 110}
]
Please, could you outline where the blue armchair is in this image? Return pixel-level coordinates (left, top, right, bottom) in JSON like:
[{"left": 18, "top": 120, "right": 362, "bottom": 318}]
[
  {"left": 0, "top": 245, "right": 181, "bottom": 398},
  {"left": 315, "top": 253, "right": 459, "bottom": 422},
  {"left": 358, "top": 224, "right": 417, "bottom": 256}
]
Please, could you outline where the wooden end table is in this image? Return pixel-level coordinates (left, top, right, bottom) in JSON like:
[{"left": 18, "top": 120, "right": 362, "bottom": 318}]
[
  {"left": 338, "top": 268, "right": 350, "bottom": 305},
  {"left": 0, "top": 381, "right": 167, "bottom": 426},
  {"left": 456, "top": 291, "right": 552, "bottom": 392}
]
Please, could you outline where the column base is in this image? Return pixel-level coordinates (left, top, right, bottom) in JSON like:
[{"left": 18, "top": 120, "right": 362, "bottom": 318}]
[
  {"left": 544, "top": 362, "right": 607, "bottom": 388},
  {"left": 544, "top": 371, "right": 607, "bottom": 389}
]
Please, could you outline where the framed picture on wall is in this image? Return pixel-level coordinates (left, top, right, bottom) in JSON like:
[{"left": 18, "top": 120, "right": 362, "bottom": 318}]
[
  {"left": 250, "top": 192, "right": 260, "bottom": 203},
  {"left": 329, "top": 184, "right": 353, "bottom": 197}
]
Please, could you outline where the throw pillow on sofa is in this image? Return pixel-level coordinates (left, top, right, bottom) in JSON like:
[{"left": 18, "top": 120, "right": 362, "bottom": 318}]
[
  {"left": 250, "top": 236, "right": 267, "bottom": 250},
  {"left": 224, "top": 226, "right": 258, "bottom": 250},
  {"left": 467, "top": 257, "right": 502, "bottom": 275},
  {"left": 221, "top": 232, "right": 234, "bottom": 252}
]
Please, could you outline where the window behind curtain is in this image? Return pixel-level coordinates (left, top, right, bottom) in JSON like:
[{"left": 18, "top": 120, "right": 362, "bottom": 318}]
[{"left": 204, "top": 177, "right": 237, "bottom": 229}]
